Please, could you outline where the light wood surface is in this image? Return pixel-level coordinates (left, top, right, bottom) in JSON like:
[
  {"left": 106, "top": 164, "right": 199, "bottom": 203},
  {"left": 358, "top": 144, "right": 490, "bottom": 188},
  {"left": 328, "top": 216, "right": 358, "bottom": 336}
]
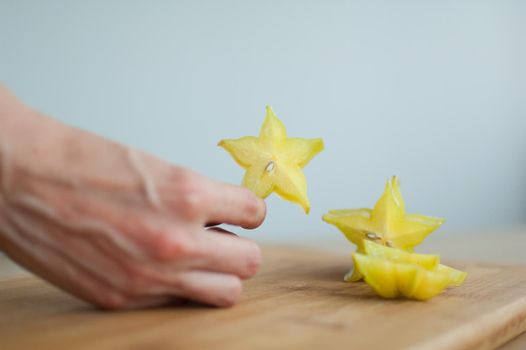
[{"left": 1, "top": 246, "right": 526, "bottom": 350}]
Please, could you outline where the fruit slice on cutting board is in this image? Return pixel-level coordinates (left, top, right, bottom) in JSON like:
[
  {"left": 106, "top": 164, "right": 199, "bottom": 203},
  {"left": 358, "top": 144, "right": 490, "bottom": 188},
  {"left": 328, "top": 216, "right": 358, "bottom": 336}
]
[
  {"left": 323, "top": 176, "right": 445, "bottom": 281},
  {"left": 353, "top": 242, "right": 467, "bottom": 300},
  {"left": 363, "top": 239, "right": 439, "bottom": 270}
]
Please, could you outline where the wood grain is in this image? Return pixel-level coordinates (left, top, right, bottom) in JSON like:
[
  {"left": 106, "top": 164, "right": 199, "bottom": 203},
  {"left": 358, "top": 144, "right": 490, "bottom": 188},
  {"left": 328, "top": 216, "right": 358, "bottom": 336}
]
[{"left": 1, "top": 246, "right": 526, "bottom": 350}]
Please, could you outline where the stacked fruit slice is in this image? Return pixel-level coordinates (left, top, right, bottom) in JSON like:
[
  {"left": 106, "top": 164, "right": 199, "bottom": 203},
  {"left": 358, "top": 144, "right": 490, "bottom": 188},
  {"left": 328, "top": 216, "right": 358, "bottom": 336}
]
[
  {"left": 323, "top": 177, "right": 467, "bottom": 300},
  {"left": 354, "top": 240, "right": 467, "bottom": 300}
]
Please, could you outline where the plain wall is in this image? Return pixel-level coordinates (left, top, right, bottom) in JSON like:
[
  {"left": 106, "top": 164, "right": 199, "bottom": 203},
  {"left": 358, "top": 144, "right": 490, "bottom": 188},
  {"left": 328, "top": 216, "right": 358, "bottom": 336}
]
[{"left": 1, "top": 0, "right": 524, "bottom": 243}]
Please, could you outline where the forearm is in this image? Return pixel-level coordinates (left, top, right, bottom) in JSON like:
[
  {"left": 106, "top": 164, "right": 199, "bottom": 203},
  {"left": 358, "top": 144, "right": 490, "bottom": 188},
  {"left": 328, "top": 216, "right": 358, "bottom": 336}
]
[
  {"left": 0, "top": 86, "right": 67, "bottom": 252},
  {"left": 0, "top": 86, "right": 34, "bottom": 219},
  {"left": 0, "top": 85, "right": 63, "bottom": 146},
  {"left": 0, "top": 86, "right": 72, "bottom": 188}
]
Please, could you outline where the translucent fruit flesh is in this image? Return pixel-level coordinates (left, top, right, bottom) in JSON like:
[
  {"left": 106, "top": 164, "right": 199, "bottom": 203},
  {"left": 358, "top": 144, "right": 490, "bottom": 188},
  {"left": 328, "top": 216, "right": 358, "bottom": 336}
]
[{"left": 219, "top": 106, "right": 323, "bottom": 213}]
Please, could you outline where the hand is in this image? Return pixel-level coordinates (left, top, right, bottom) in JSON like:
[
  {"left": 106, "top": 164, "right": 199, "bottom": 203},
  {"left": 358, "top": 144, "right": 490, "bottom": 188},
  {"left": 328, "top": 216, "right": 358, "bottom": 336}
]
[{"left": 0, "top": 87, "right": 266, "bottom": 309}]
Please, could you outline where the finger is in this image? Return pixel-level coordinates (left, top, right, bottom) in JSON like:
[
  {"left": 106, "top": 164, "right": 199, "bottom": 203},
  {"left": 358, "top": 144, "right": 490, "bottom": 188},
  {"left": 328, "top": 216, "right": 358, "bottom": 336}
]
[
  {"left": 190, "top": 229, "right": 261, "bottom": 279},
  {"left": 175, "top": 270, "right": 242, "bottom": 307},
  {"left": 206, "top": 181, "right": 266, "bottom": 229}
]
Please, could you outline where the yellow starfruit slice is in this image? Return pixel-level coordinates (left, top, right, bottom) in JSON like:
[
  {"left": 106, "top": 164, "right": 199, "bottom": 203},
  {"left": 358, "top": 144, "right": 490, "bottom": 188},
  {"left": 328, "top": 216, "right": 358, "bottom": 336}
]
[
  {"left": 363, "top": 240, "right": 467, "bottom": 286},
  {"left": 436, "top": 264, "right": 467, "bottom": 286},
  {"left": 353, "top": 252, "right": 466, "bottom": 300},
  {"left": 363, "top": 239, "right": 439, "bottom": 270},
  {"left": 219, "top": 106, "right": 324, "bottom": 213},
  {"left": 323, "top": 176, "right": 445, "bottom": 281}
]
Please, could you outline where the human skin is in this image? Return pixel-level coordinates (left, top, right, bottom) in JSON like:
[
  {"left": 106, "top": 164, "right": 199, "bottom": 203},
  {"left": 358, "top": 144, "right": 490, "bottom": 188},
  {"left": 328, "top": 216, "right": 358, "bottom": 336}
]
[{"left": 0, "top": 85, "right": 266, "bottom": 309}]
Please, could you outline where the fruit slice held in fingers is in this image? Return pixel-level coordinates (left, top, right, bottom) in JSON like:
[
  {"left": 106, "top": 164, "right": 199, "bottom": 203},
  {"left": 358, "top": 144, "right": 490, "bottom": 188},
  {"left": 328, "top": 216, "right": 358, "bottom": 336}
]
[{"left": 219, "top": 106, "right": 324, "bottom": 214}]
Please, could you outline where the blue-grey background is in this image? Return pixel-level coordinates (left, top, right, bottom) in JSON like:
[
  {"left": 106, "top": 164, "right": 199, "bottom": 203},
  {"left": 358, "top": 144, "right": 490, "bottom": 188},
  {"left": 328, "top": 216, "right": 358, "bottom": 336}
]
[{"left": 1, "top": 1, "right": 524, "bottom": 244}]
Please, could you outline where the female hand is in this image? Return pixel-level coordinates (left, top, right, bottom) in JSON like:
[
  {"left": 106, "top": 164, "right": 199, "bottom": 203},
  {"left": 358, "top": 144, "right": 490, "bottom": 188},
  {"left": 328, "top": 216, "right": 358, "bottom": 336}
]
[{"left": 0, "top": 86, "right": 266, "bottom": 309}]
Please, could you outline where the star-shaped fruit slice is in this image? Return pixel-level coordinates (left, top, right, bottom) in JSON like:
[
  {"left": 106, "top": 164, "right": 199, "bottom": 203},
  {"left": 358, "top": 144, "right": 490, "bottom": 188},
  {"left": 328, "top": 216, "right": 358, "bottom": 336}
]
[
  {"left": 322, "top": 176, "right": 444, "bottom": 281},
  {"left": 363, "top": 238, "right": 439, "bottom": 270},
  {"left": 218, "top": 106, "right": 324, "bottom": 213},
  {"left": 362, "top": 240, "right": 466, "bottom": 286},
  {"left": 353, "top": 241, "right": 467, "bottom": 300}
]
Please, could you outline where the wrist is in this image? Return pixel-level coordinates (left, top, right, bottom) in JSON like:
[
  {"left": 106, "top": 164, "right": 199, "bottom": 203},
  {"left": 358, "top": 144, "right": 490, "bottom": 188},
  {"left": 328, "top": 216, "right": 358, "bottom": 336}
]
[{"left": 0, "top": 86, "right": 72, "bottom": 180}]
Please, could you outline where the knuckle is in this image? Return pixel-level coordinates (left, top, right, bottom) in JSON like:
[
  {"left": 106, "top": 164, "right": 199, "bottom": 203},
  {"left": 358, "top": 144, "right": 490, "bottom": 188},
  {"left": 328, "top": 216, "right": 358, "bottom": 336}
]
[
  {"left": 163, "top": 167, "right": 208, "bottom": 220},
  {"left": 177, "top": 175, "right": 209, "bottom": 220},
  {"left": 150, "top": 230, "right": 195, "bottom": 262}
]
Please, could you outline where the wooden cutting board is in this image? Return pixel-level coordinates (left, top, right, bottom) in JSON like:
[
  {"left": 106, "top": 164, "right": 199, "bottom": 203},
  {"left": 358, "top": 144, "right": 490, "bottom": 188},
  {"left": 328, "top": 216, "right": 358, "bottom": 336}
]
[{"left": 1, "top": 246, "right": 526, "bottom": 350}]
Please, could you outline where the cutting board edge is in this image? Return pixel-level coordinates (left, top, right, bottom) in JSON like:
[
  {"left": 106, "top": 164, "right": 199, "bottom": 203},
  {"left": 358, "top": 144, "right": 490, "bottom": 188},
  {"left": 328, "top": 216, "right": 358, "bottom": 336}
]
[{"left": 408, "top": 294, "right": 526, "bottom": 350}]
